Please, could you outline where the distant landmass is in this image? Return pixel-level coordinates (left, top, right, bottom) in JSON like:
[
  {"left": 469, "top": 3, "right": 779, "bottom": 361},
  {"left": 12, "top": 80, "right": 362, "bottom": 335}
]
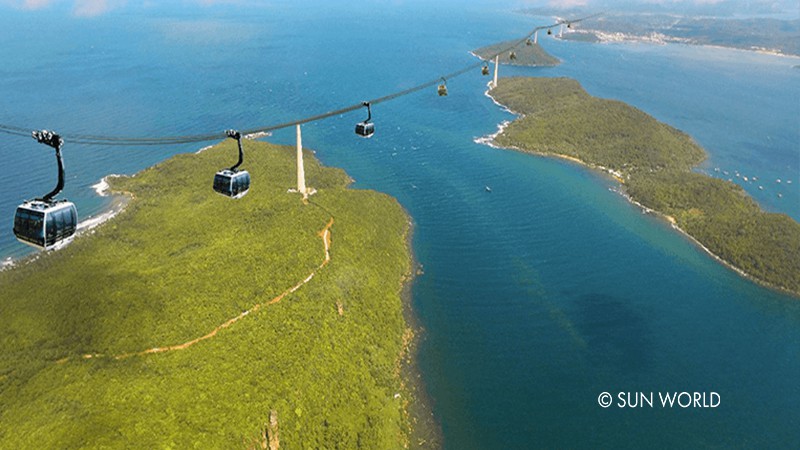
[
  {"left": 473, "top": 40, "right": 560, "bottom": 66},
  {"left": 488, "top": 77, "right": 800, "bottom": 296},
  {"left": 522, "top": 9, "right": 800, "bottom": 56}
]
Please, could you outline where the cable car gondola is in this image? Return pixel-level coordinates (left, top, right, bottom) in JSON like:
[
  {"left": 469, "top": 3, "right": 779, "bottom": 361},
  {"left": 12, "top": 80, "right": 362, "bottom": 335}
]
[
  {"left": 13, "top": 130, "right": 78, "bottom": 250},
  {"left": 526, "top": 38, "right": 533, "bottom": 46},
  {"left": 438, "top": 78, "right": 448, "bottom": 96},
  {"left": 547, "top": 28, "right": 552, "bottom": 35},
  {"left": 509, "top": 51, "right": 517, "bottom": 61},
  {"left": 355, "top": 102, "right": 374, "bottom": 138},
  {"left": 481, "top": 62, "right": 489, "bottom": 76},
  {"left": 213, "top": 129, "right": 251, "bottom": 199}
]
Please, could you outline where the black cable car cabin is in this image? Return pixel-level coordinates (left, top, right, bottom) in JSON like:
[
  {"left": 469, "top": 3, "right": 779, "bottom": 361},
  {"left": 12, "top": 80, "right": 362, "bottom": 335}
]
[
  {"left": 355, "top": 102, "right": 374, "bottom": 138},
  {"left": 355, "top": 121, "right": 374, "bottom": 138},
  {"left": 438, "top": 78, "right": 448, "bottom": 96},
  {"left": 213, "top": 169, "right": 251, "bottom": 199},
  {"left": 13, "top": 130, "right": 79, "bottom": 250},
  {"left": 213, "top": 130, "right": 251, "bottom": 199},
  {"left": 14, "top": 200, "right": 78, "bottom": 250}
]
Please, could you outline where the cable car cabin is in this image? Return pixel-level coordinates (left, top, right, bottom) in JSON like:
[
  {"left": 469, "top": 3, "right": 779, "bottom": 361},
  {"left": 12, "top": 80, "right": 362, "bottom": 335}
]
[
  {"left": 438, "top": 84, "right": 448, "bottom": 96},
  {"left": 482, "top": 65, "right": 489, "bottom": 76},
  {"left": 355, "top": 121, "right": 374, "bottom": 138},
  {"left": 13, "top": 200, "right": 78, "bottom": 250},
  {"left": 213, "top": 169, "right": 251, "bottom": 199}
]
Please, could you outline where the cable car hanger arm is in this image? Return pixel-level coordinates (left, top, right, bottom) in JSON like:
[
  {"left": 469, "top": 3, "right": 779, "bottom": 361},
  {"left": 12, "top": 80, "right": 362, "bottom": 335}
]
[{"left": 31, "top": 130, "right": 66, "bottom": 203}]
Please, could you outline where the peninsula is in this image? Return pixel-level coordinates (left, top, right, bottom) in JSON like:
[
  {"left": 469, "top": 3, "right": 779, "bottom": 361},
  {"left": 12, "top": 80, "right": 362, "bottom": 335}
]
[
  {"left": 473, "top": 39, "right": 560, "bottom": 66},
  {"left": 0, "top": 140, "right": 416, "bottom": 447},
  {"left": 488, "top": 77, "right": 800, "bottom": 296}
]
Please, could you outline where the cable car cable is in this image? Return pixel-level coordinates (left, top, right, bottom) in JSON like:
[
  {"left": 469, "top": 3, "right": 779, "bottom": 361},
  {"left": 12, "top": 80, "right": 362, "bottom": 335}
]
[{"left": 0, "top": 14, "right": 601, "bottom": 147}]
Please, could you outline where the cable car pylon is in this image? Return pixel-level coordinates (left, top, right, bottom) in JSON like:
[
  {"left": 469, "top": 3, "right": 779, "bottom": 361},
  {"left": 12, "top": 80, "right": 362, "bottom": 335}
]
[
  {"left": 294, "top": 124, "right": 314, "bottom": 201},
  {"left": 492, "top": 54, "right": 499, "bottom": 89}
]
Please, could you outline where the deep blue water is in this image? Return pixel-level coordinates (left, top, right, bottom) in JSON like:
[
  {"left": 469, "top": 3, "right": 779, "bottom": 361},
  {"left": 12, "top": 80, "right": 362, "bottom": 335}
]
[{"left": 1, "top": 2, "right": 799, "bottom": 448}]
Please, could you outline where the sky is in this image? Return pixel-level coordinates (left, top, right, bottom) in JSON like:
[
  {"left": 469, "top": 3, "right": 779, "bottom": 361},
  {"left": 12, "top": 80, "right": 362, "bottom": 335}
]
[{"left": 0, "top": 0, "right": 797, "bottom": 18}]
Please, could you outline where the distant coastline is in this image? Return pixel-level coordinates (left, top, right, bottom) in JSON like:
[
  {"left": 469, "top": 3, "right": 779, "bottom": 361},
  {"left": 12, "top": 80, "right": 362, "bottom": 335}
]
[
  {"left": 481, "top": 77, "right": 800, "bottom": 297},
  {"left": 520, "top": 10, "right": 800, "bottom": 57},
  {"left": 559, "top": 28, "right": 800, "bottom": 59}
]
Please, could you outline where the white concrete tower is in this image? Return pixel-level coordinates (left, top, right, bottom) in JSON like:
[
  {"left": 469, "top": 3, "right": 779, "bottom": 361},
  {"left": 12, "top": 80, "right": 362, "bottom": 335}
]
[
  {"left": 559, "top": 24, "right": 564, "bottom": 38},
  {"left": 296, "top": 124, "right": 307, "bottom": 198},
  {"left": 492, "top": 54, "right": 499, "bottom": 88},
  {"left": 534, "top": 30, "right": 538, "bottom": 44}
]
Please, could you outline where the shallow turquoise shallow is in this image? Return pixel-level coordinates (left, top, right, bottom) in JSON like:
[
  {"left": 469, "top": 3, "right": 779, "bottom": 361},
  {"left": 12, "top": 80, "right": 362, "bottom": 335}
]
[{"left": 0, "top": 2, "right": 798, "bottom": 447}]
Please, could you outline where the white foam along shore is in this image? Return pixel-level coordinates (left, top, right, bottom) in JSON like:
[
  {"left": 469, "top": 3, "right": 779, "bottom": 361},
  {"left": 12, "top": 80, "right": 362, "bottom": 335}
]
[
  {"left": 473, "top": 80, "right": 520, "bottom": 147},
  {"left": 82, "top": 175, "right": 131, "bottom": 233},
  {"left": 478, "top": 87, "right": 788, "bottom": 294}
]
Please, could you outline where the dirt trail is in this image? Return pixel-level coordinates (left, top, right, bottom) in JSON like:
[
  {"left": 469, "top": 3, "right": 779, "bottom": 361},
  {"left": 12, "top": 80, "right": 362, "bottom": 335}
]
[{"left": 59, "top": 218, "right": 334, "bottom": 364}]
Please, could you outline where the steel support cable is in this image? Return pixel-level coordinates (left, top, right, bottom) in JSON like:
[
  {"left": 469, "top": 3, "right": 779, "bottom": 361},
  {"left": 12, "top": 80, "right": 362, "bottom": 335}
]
[{"left": 0, "top": 14, "right": 600, "bottom": 147}]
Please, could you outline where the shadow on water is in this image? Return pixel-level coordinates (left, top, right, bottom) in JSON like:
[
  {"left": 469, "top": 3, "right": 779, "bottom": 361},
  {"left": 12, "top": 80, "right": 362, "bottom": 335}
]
[{"left": 568, "top": 293, "right": 654, "bottom": 374}]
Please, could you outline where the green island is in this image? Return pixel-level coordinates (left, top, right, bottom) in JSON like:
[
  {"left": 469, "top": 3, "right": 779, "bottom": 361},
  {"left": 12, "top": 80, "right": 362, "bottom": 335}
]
[
  {"left": 473, "top": 39, "right": 560, "bottom": 67},
  {"left": 0, "top": 140, "right": 417, "bottom": 447},
  {"left": 489, "top": 77, "right": 800, "bottom": 296}
]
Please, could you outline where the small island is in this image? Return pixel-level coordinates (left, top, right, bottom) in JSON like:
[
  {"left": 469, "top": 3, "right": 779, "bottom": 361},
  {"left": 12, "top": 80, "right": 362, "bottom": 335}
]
[
  {"left": 473, "top": 39, "right": 560, "bottom": 67},
  {"left": 488, "top": 77, "right": 800, "bottom": 296},
  {"left": 0, "top": 140, "right": 418, "bottom": 447}
]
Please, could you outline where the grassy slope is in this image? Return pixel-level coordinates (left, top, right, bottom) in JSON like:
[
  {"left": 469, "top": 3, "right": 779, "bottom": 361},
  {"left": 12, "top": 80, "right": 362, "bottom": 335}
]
[
  {"left": 473, "top": 40, "right": 560, "bottom": 66},
  {"left": 0, "top": 140, "right": 412, "bottom": 448},
  {"left": 491, "top": 77, "right": 800, "bottom": 296}
]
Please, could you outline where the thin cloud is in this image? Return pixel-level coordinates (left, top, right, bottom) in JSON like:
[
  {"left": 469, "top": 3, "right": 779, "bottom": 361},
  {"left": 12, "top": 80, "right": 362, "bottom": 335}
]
[
  {"left": 73, "top": 0, "right": 118, "bottom": 16},
  {"left": 549, "top": 0, "right": 588, "bottom": 7},
  {"left": 14, "top": 0, "right": 57, "bottom": 9}
]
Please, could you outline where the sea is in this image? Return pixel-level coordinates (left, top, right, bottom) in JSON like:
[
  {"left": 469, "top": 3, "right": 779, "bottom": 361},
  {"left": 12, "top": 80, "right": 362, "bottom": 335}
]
[{"left": 0, "top": 1, "right": 798, "bottom": 448}]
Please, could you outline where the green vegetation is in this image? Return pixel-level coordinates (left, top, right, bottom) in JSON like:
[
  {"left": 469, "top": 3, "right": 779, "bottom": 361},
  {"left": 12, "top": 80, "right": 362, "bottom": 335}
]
[
  {"left": 491, "top": 76, "right": 800, "bottom": 296},
  {"left": 0, "top": 140, "right": 413, "bottom": 447},
  {"left": 473, "top": 40, "right": 560, "bottom": 67}
]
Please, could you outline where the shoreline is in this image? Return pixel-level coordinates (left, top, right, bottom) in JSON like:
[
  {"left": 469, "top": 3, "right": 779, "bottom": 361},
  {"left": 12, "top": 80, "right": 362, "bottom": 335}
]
[
  {"left": 396, "top": 213, "right": 442, "bottom": 449},
  {"left": 480, "top": 86, "right": 799, "bottom": 298}
]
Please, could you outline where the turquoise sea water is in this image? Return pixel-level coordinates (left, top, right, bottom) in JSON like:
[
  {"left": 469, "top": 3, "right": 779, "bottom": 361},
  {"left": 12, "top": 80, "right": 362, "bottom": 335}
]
[{"left": 1, "top": 2, "right": 798, "bottom": 448}]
